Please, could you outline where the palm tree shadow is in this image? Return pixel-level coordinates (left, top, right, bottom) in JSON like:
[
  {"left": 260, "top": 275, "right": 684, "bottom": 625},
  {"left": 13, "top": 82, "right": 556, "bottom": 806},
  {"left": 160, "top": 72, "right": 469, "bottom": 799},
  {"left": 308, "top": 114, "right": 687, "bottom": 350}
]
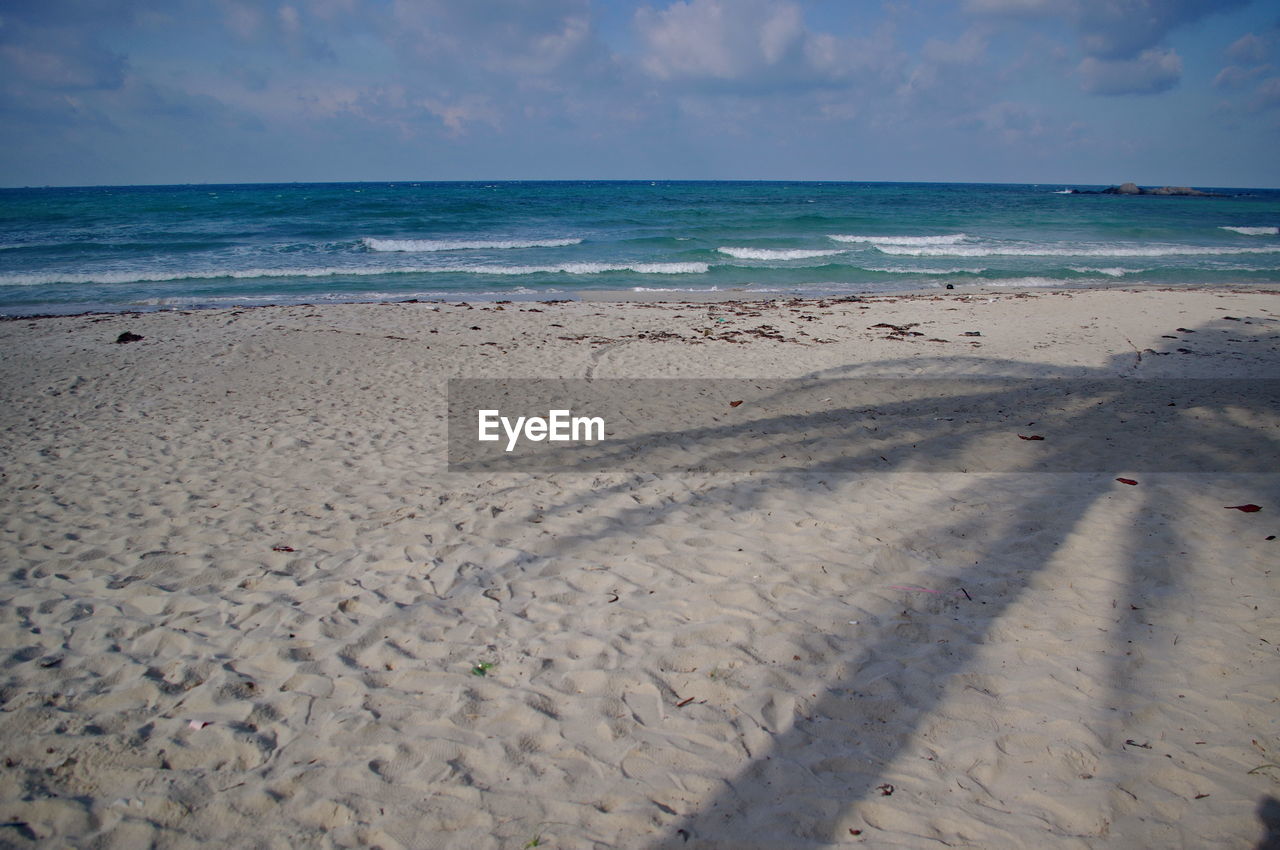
[
  {"left": 1258, "top": 796, "right": 1280, "bottom": 850},
  {"left": 450, "top": 321, "right": 1278, "bottom": 846}
]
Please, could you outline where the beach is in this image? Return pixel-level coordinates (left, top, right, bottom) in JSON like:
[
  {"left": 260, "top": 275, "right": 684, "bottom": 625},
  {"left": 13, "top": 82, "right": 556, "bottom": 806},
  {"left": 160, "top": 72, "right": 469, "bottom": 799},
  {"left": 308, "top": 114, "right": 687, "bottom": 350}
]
[{"left": 1, "top": 286, "right": 1278, "bottom": 848}]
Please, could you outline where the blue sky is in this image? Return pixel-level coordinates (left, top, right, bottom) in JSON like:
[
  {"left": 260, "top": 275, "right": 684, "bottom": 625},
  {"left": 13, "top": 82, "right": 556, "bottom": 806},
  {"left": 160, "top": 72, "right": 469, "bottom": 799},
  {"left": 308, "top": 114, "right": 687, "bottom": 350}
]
[{"left": 1, "top": 0, "right": 1277, "bottom": 187}]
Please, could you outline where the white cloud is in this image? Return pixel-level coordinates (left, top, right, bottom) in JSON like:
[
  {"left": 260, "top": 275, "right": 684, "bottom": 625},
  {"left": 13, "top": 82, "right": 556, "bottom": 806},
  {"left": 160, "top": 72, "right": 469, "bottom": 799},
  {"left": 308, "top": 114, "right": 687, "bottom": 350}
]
[
  {"left": 219, "top": 0, "right": 265, "bottom": 41},
  {"left": 963, "top": 0, "right": 1053, "bottom": 16},
  {"left": 966, "top": 0, "right": 1247, "bottom": 61},
  {"left": 974, "top": 100, "right": 1046, "bottom": 143},
  {"left": 1255, "top": 76, "right": 1280, "bottom": 109},
  {"left": 1214, "top": 63, "right": 1270, "bottom": 90},
  {"left": 278, "top": 5, "right": 302, "bottom": 36},
  {"left": 418, "top": 94, "right": 501, "bottom": 134},
  {"left": 389, "top": 0, "right": 601, "bottom": 79},
  {"left": 634, "top": 0, "right": 869, "bottom": 90},
  {"left": 510, "top": 13, "right": 593, "bottom": 76},
  {"left": 0, "top": 42, "right": 126, "bottom": 90},
  {"left": 635, "top": 0, "right": 796, "bottom": 80},
  {"left": 1227, "top": 32, "right": 1268, "bottom": 65},
  {"left": 1079, "top": 47, "right": 1182, "bottom": 95},
  {"left": 921, "top": 29, "right": 988, "bottom": 65},
  {"left": 1077, "top": 0, "right": 1247, "bottom": 59},
  {"left": 1214, "top": 26, "right": 1279, "bottom": 110}
]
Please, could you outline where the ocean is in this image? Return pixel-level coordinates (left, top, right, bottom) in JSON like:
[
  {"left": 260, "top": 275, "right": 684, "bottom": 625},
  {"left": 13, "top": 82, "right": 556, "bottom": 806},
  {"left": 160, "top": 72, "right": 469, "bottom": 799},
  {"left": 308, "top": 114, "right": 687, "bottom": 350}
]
[{"left": 1, "top": 181, "right": 1277, "bottom": 316}]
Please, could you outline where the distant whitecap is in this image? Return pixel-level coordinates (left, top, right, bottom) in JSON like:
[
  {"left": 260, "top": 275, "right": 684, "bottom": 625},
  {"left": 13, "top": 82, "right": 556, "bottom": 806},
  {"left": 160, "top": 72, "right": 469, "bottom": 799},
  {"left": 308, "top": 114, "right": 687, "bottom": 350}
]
[
  {"left": 876, "top": 242, "right": 1279, "bottom": 258},
  {"left": 1068, "top": 267, "right": 1140, "bottom": 277},
  {"left": 717, "top": 247, "right": 843, "bottom": 260},
  {"left": 361, "top": 237, "right": 583, "bottom": 252},
  {"left": 828, "top": 234, "right": 969, "bottom": 246},
  {"left": 1219, "top": 226, "right": 1278, "bottom": 236}
]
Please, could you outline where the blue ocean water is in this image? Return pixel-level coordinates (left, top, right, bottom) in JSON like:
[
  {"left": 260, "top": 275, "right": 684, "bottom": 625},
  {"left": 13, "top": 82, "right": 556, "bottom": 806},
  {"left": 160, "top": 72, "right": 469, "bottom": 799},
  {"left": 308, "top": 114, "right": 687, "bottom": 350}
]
[{"left": 1, "top": 181, "right": 1278, "bottom": 315}]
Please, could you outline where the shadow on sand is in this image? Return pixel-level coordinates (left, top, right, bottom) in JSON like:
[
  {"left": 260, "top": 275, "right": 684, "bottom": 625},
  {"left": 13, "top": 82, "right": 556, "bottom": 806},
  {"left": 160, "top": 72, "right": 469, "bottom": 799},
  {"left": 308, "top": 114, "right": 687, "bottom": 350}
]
[{"left": 458, "top": 321, "right": 1278, "bottom": 847}]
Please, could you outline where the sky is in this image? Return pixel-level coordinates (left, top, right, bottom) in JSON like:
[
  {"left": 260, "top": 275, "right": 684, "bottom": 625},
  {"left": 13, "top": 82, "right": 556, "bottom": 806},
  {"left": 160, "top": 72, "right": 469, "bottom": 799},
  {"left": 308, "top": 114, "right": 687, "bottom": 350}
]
[{"left": 1, "top": 0, "right": 1278, "bottom": 187}]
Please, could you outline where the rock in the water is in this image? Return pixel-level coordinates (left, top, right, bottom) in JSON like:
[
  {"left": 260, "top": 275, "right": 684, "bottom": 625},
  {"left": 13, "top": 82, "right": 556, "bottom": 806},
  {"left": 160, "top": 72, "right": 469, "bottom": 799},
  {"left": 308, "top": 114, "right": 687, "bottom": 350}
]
[
  {"left": 115, "top": 332, "right": 144, "bottom": 344},
  {"left": 1092, "top": 182, "right": 1221, "bottom": 197},
  {"left": 1148, "top": 186, "right": 1210, "bottom": 196}
]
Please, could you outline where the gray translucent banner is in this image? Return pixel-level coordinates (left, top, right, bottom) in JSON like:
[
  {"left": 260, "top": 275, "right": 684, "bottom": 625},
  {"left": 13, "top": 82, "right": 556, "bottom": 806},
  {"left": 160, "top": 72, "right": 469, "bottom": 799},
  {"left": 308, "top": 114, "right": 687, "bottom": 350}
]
[{"left": 447, "top": 379, "right": 1280, "bottom": 473}]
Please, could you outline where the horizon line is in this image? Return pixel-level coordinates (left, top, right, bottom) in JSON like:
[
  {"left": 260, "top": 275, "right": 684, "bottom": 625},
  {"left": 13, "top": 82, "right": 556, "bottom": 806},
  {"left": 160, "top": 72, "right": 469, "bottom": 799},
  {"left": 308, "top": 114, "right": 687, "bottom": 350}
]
[{"left": 3, "top": 178, "right": 1278, "bottom": 191}]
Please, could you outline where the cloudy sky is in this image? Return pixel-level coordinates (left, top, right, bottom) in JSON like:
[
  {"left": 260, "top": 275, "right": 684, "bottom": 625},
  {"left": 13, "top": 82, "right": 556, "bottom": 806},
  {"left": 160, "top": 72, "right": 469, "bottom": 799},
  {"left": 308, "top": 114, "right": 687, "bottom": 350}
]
[{"left": 2, "top": 0, "right": 1278, "bottom": 187}]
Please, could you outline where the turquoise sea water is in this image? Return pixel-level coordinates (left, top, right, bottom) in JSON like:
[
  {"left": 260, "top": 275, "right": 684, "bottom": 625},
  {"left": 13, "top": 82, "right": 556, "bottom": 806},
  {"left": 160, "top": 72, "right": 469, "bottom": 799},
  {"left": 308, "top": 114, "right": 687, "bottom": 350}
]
[{"left": 1, "top": 181, "right": 1278, "bottom": 315}]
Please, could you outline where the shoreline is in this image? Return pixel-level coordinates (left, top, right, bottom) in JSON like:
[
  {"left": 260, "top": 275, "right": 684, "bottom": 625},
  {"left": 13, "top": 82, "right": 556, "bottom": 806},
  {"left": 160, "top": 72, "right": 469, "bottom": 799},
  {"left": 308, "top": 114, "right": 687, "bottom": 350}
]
[
  {"left": 1, "top": 285, "right": 1277, "bottom": 848},
  {"left": 4, "top": 281, "right": 1280, "bottom": 321},
  {"left": 578, "top": 281, "right": 1280, "bottom": 302}
]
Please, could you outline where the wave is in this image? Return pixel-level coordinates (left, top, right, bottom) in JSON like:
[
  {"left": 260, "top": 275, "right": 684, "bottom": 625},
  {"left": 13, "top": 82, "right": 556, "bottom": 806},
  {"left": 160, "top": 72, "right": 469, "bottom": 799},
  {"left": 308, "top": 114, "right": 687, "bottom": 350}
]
[
  {"left": 828, "top": 233, "right": 968, "bottom": 246},
  {"left": 0, "top": 262, "right": 709, "bottom": 286},
  {"left": 1219, "top": 226, "right": 1278, "bottom": 236},
  {"left": 861, "top": 266, "right": 987, "bottom": 275},
  {"left": 716, "top": 247, "right": 843, "bottom": 260},
  {"left": 631, "top": 286, "right": 728, "bottom": 292},
  {"left": 875, "top": 243, "right": 1279, "bottom": 258},
  {"left": 361, "top": 237, "right": 583, "bottom": 252},
  {"left": 1068, "top": 267, "right": 1142, "bottom": 277},
  {"left": 499, "top": 262, "right": 707, "bottom": 275},
  {"left": 0, "top": 242, "right": 50, "bottom": 251},
  {"left": 132, "top": 287, "right": 552, "bottom": 307}
]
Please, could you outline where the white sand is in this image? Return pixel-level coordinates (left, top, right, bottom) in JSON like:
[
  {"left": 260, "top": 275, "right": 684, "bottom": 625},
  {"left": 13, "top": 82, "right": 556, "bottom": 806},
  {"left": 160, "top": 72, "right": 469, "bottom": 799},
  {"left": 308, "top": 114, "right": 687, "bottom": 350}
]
[{"left": 0, "top": 287, "right": 1277, "bottom": 848}]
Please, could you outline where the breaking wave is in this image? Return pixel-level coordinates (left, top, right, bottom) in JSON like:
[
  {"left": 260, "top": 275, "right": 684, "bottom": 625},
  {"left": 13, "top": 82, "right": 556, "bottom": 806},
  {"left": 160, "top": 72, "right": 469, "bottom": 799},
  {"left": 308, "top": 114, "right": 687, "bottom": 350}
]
[
  {"left": 861, "top": 266, "right": 987, "bottom": 275},
  {"left": 361, "top": 237, "right": 584, "bottom": 251},
  {"left": 717, "top": 247, "right": 843, "bottom": 260},
  {"left": 828, "top": 234, "right": 969, "bottom": 246},
  {"left": 0, "top": 262, "right": 708, "bottom": 287},
  {"left": 1219, "top": 226, "right": 1278, "bottom": 236},
  {"left": 1068, "top": 267, "right": 1141, "bottom": 277},
  {"left": 631, "top": 286, "right": 729, "bottom": 292},
  {"left": 875, "top": 243, "right": 1279, "bottom": 258}
]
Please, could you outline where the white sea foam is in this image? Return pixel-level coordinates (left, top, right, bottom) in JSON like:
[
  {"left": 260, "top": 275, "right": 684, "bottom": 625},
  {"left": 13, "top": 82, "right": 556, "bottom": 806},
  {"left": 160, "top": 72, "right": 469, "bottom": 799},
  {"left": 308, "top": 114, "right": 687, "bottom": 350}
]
[
  {"left": 472, "top": 261, "right": 707, "bottom": 275},
  {"left": 400, "top": 261, "right": 706, "bottom": 276},
  {"left": 361, "top": 237, "right": 583, "bottom": 251},
  {"left": 134, "top": 287, "right": 554, "bottom": 307},
  {"left": 631, "top": 286, "right": 725, "bottom": 292},
  {"left": 491, "top": 262, "right": 707, "bottom": 275},
  {"left": 717, "top": 247, "right": 843, "bottom": 260},
  {"left": 0, "top": 267, "right": 409, "bottom": 286},
  {"left": 861, "top": 266, "right": 987, "bottom": 275},
  {"left": 134, "top": 293, "right": 300, "bottom": 306},
  {"left": 1068, "top": 267, "right": 1140, "bottom": 277},
  {"left": 828, "top": 233, "right": 969, "bottom": 246},
  {"left": 985, "top": 277, "right": 1073, "bottom": 288},
  {"left": 875, "top": 243, "right": 1279, "bottom": 258},
  {"left": 0, "top": 262, "right": 709, "bottom": 287},
  {"left": 1219, "top": 226, "right": 1278, "bottom": 236}
]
